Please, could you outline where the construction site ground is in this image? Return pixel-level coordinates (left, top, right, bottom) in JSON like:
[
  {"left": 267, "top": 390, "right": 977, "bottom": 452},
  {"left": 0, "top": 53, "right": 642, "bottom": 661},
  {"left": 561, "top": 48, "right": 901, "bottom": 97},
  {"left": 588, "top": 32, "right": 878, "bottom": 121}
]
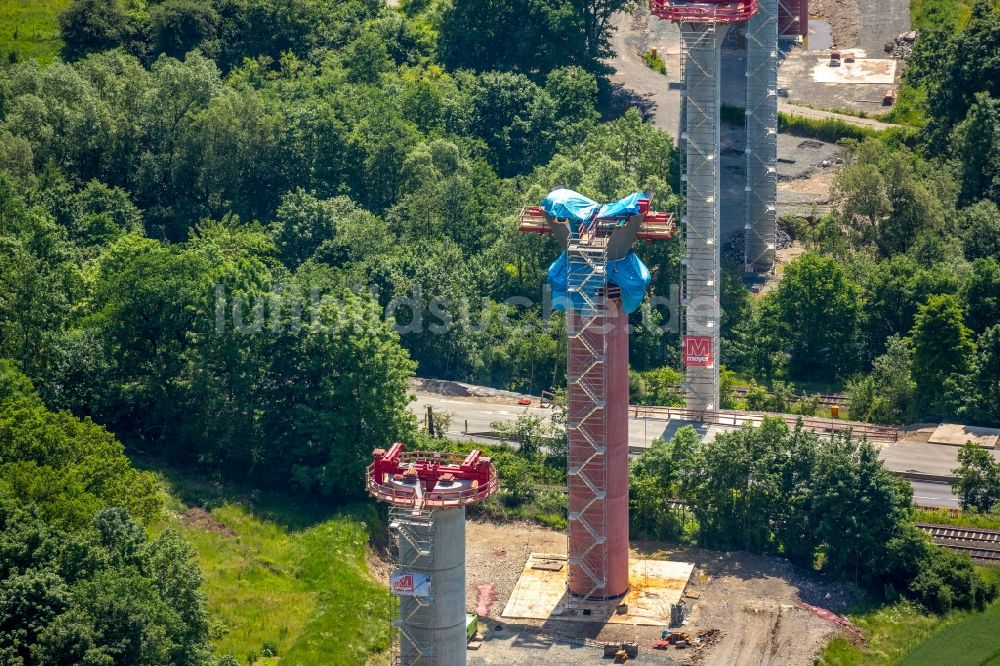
[
  {"left": 780, "top": 0, "right": 912, "bottom": 117},
  {"left": 609, "top": 0, "right": 911, "bottom": 255},
  {"left": 610, "top": 8, "right": 847, "bottom": 257},
  {"left": 461, "top": 519, "right": 854, "bottom": 665}
]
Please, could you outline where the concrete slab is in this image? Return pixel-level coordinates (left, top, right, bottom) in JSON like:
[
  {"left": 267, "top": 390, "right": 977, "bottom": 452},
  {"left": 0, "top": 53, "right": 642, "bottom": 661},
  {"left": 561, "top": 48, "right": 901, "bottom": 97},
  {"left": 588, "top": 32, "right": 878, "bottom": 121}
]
[
  {"left": 928, "top": 424, "right": 1000, "bottom": 449},
  {"left": 778, "top": 46, "right": 901, "bottom": 112},
  {"left": 812, "top": 57, "right": 896, "bottom": 84},
  {"left": 502, "top": 553, "right": 694, "bottom": 626}
]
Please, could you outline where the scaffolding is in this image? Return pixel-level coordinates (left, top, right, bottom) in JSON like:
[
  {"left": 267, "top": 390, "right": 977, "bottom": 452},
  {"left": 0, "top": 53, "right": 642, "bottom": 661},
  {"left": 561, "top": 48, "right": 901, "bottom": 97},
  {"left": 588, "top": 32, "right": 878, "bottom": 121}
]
[
  {"left": 367, "top": 446, "right": 498, "bottom": 666},
  {"left": 389, "top": 505, "right": 436, "bottom": 666},
  {"left": 565, "top": 225, "right": 610, "bottom": 601},
  {"left": 679, "top": 20, "right": 727, "bottom": 412},
  {"left": 745, "top": 0, "right": 778, "bottom": 273},
  {"left": 651, "top": 0, "right": 758, "bottom": 412}
]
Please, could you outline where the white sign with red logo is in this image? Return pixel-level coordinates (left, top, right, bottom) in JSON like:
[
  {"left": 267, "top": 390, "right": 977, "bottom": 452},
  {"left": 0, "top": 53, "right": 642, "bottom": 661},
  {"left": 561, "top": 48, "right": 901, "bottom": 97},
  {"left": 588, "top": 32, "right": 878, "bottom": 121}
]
[
  {"left": 684, "top": 335, "right": 714, "bottom": 367},
  {"left": 390, "top": 571, "right": 431, "bottom": 597}
]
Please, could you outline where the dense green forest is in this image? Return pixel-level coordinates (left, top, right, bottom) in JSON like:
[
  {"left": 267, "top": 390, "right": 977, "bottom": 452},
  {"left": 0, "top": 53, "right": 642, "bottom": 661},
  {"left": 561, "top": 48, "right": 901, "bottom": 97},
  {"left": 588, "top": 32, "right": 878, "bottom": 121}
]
[
  {"left": 628, "top": 422, "right": 995, "bottom": 614},
  {"left": 0, "top": 360, "right": 215, "bottom": 664},
  {"left": 0, "top": 0, "right": 684, "bottom": 502}
]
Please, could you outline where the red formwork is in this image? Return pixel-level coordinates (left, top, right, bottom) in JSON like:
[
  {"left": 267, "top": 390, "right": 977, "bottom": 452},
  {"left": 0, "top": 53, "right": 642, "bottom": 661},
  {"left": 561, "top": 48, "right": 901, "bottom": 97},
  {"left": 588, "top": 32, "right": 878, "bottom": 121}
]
[
  {"left": 566, "top": 298, "right": 630, "bottom": 599},
  {"left": 366, "top": 445, "right": 499, "bottom": 509},
  {"left": 650, "top": 0, "right": 760, "bottom": 24},
  {"left": 779, "top": 0, "right": 808, "bottom": 37},
  {"left": 517, "top": 204, "right": 676, "bottom": 241}
]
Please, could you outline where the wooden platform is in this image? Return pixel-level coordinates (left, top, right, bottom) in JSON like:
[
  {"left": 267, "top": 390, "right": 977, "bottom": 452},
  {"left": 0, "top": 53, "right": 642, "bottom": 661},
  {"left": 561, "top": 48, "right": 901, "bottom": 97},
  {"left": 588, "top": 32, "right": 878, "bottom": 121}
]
[{"left": 501, "top": 553, "right": 694, "bottom": 626}]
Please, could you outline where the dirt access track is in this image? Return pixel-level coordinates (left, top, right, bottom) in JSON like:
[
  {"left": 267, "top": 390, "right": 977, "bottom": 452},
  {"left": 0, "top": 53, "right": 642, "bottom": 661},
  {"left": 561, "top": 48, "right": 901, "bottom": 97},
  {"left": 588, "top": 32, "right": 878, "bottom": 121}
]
[{"left": 461, "top": 519, "right": 855, "bottom": 665}]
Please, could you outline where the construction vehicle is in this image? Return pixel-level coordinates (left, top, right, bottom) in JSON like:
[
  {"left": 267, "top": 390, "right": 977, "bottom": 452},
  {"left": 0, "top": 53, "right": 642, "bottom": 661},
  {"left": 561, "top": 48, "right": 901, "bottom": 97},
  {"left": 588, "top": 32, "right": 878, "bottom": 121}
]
[
  {"left": 829, "top": 50, "right": 841, "bottom": 66},
  {"left": 843, "top": 51, "right": 855, "bottom": 64}
]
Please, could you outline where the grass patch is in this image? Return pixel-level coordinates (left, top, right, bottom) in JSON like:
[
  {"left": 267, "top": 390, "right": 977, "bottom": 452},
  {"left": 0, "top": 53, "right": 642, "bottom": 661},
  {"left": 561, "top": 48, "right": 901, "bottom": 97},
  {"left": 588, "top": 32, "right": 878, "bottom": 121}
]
[
  {"left": 899, "top": 602, "right": 1000, "bottom": 665},
  {"left": 881, "top": 83, "right": 928, "bottom": 127},
  {"left": 639, "top": 50, "right": 666, "bottom": 75},
  {"left": 145, "top": 461, "right": 392, "bottom": 666},
  {"left": 909, "top": 0, "right": 976, "bottom": 33},
  {"left": 170, "top": 502, "right": 391, "bottom": 665},
  {"left": 914, "top": 507, "right": 1000, "bottom": 530},
  {"left": 778, "top": 112, "right": 879, "bottom": 142},
  {"left": 821, "top": 600, "right": 955, "bottom": 666},
  {"left": 0, "top": 0, "right": 70, "bottom": 64},
  {"left": 822, "top": 569, "right": 1000, "bottom": 666}
]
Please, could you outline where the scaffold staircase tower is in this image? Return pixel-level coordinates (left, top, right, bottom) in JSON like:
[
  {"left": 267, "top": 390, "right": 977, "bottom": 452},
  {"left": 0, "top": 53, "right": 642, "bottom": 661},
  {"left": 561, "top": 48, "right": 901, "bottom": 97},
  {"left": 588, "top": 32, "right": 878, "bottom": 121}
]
[
  {"left": 387, "top": 503, "right": 436, "bottom": 665},
  {"left": 565, "top": 224, "right": 610, "bottom": 601},
  {"left": 679, "top": 18, "right": 726, "bottom": 412},
  {"left": 652, "top": 0, "right": 758, "bottom": 413},
  {"left": 745, "top": 0, "right": 779, "bottom": 272}
]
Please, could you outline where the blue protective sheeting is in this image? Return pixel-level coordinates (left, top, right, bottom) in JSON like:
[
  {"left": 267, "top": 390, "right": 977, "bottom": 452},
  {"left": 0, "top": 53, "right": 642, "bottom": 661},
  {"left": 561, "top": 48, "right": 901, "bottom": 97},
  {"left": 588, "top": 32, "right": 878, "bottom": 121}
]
[
  {"left": 597, "top": 192, "right": 644, "bottom": 220},
  {"left": 608, "top": 252, "right": 652, "bottom": 313},
  {"left": 548, "top": 251, "right": 652, "bottom": 314},
  {"left": 540, "top": 189, "right": 601, "bottom": 224}
]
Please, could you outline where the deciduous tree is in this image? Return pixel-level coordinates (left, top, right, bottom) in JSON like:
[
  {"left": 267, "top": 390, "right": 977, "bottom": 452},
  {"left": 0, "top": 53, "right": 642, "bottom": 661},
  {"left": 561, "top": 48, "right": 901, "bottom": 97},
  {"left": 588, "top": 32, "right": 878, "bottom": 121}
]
[
  {"left": 909, "top": 294, "right": 976, "bottom": 418},
  {"left": 952, "top": 441, "right": 1000, "bottom": 513}
]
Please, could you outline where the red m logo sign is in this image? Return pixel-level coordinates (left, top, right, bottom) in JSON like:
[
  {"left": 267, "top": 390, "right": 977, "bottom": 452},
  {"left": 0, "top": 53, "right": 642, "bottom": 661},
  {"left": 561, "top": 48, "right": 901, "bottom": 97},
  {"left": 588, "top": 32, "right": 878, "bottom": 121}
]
[{"left": 684, "top": 336, "right": 713, "bottom": 367}]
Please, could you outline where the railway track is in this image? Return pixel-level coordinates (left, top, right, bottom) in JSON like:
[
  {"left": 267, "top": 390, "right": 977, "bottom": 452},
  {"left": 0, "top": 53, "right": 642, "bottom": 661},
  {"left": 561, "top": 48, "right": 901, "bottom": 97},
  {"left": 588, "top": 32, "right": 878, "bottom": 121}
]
[{"left": 917, "top": 523, "right": 1000, "bottom": 564}]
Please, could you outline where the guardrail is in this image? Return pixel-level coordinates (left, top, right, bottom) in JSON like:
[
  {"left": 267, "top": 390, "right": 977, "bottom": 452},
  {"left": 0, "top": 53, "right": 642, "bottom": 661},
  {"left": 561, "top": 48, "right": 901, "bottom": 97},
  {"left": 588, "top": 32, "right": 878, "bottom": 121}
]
[
  {"left": 649, "top": 384, "right": 849, "bottom": 407},
  {"left": 631, "top": 405, "right": 899, "bottom": 442}
]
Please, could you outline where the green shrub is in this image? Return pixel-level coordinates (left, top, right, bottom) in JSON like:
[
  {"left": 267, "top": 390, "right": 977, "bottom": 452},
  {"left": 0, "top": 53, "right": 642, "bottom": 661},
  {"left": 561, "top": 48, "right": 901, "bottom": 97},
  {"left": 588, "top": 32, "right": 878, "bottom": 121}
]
[
  {"left": 778, "top": 112, "right": 878, "bottom": 142},
  {"left": 629, "top": 366, "right": 684, "bottom": 406},
  {"left": 640, "top": 50, "right": 666, "bottom": 75}
]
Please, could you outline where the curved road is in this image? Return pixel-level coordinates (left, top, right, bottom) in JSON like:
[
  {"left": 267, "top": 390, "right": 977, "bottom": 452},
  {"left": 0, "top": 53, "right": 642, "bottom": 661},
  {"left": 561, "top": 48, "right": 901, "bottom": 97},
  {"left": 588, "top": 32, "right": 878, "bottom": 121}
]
[{"left": 411, "top": 392, "right": 974, "bottom": 508}]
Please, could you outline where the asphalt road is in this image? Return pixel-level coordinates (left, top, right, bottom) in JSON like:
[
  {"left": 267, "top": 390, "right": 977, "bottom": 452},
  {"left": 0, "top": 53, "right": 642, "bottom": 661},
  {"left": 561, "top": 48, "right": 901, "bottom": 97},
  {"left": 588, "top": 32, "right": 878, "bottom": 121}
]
[
  {"left": 910, "top": 481, "right": 960, "bottom": 509},
  {"left": 410, "top": 393, "right": 969, "bottom": 508}
]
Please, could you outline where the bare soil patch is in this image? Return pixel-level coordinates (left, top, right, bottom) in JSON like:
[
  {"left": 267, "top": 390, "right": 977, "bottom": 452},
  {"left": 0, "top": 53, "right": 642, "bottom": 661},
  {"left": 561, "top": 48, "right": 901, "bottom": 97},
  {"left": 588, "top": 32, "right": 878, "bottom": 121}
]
[
  {"left": 810, "top": 0, "right": 862, "bottom": 49},
  {"left": 177, "top": 507, "right": 237, "bottom": 537},
  {"left": 463, "top": 518, "right": 854, "bottom": 665}
]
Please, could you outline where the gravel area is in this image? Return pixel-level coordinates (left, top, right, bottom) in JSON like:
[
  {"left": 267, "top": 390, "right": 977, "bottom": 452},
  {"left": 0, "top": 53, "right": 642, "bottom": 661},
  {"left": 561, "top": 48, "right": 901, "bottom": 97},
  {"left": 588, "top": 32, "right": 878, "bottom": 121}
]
[
  {"left": 465, "top": 519, "right": 566, "bottom": 619},
  {"left": 859, "top": 0, "right": 911, "bottom": 58},
  {"left": 809, "top": 0, "right": 862, "bottom": 49}
]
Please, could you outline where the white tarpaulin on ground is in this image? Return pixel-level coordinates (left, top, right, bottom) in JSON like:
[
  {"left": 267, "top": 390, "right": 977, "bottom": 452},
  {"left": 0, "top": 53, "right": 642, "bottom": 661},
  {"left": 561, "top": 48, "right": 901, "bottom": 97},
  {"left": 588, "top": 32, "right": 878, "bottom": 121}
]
[
  {"left": 391, "top": 571, "right": 431, "bottom": 597},
  {"left": 813, "top": 57, "right": 896, "bottom": 84}
]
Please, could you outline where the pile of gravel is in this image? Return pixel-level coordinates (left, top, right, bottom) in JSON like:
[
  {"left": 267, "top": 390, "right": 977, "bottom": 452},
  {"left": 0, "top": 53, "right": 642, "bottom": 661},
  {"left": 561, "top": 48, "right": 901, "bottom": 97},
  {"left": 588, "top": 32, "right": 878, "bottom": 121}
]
[
  {"left": 722, "top": 227, "right": 793, "bottom": 262},
  {"left": 885, "top": 31, "right": 918, "bottom": 59},
  {"left": 410, "top": 377, "right": 534, "bottom": 402}
]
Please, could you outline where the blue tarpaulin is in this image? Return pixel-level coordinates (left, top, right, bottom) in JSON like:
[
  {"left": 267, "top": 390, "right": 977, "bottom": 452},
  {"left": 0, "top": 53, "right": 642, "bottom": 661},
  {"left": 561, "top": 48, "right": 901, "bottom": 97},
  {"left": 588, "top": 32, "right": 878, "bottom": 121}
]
[
  {"left": 539, "top": 189, "right": 601, "bottom": 225},
  {"left": 541, "top": 188, "right": 653, "bottom": 314},
  {"left": 548, "top": 251, "right": 652, "bottom": 314},
  {"left": 540, "top": 188, "right": 646, "bottom": 234},
  {"left": 597, "top": 192, "right": 644, "bottom": 220}
]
